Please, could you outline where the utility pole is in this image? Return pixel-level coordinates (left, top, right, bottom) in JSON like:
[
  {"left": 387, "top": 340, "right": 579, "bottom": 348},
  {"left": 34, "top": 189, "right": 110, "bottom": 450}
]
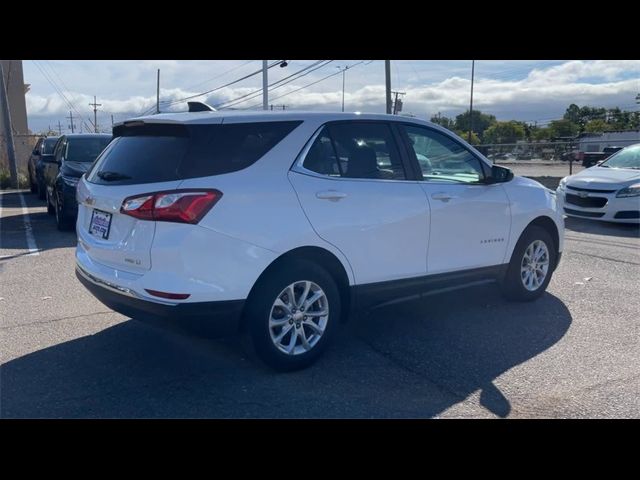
[
  {"left": 336, "top": 65, "right": 349, "bottom": 112},
  {"left": 385, "top": 60, "right": 392, "bottom": 114},
  {"left": 57, "top": 120, "right": 62, "bottom": 135},
  {"left": 262, "top": 60, "right": 268, "bottom": 111},
  {"left": 468, "top": 60, "right": 475, "bottom": 143},
  {"left": 66, "top": 111, "right": 75, "bottom": 133},
  {"left": 156, "top": 69, "right": 160, "bottom": 114},
  {"left": 111, "top": 114, "right": 114, "bottom": 126},
  {"left": 89, "top": 95, "right": 101, "bottom": 133},
  {"left": 0, "top": 62, "right": 18, "bottom": 188},
  {"left": 392, "top": 91, "right": 406, "bottom": 115}
]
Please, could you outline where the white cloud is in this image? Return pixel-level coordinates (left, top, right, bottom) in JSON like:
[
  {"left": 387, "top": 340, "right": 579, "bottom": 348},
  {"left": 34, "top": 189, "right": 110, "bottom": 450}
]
[{"left": 24, "top": 60, "right": 640, "bottom": 132}]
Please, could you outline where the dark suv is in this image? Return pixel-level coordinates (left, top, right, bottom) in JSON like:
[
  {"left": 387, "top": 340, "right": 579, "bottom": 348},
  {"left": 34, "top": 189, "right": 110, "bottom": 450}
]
[
  {"left": 27, "top": 136, "right": 59, "bottom": 199},
  {"left": 43, "top": 134, "right": 112, "bottom": 230}
]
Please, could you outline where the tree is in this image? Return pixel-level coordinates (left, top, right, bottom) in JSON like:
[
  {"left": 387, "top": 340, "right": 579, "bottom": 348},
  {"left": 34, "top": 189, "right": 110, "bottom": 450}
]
[
  {"left": 549, "top": 119, "right": 578, "bottom": 138},
  {"left": 482, "top": 121, "right": 526, "bottom": 144},
  {"left": 454, "top": 110, "right": 496, "bottom": 139},
  {"left": 430, "top": 113, "right": 455, "bottom": 131},
  {"left": 455, "top": 130, "right": 480, "bottom": 145},
  {"left": 564, "top": 104, "right": 581, "bottom": 125},
  {"left": 532, "top": 127, "right": 552, "bottom": 141},
  {"left": 584, "top": 119, "right": 612, "bottom": 133}
]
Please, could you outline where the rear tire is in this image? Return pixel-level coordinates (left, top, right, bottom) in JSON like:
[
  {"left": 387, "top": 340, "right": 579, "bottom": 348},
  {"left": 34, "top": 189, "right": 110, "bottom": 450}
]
[
  {"left": 501, "top": 225, "right": 556, "bottom": 302},
  {"left": 243, "top": 260, "right": 341, "bottom": 371}
]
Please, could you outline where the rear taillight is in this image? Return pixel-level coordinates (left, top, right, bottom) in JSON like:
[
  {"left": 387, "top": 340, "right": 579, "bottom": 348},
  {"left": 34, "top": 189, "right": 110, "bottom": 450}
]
[{"left": 121, "top": 189, "right": 222, "bottom": 224}]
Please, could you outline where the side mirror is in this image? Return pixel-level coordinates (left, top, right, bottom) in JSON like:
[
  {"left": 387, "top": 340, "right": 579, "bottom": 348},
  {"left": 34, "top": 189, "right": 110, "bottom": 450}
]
[
  {"left": 33, "top": 149, "right": 40, "bottom": 155},
  {"left": 487, "top": 165, "right": 514, "bottom": 184},
  {"left": 41, "top": 154, "right": 56, "bottom": 164}
]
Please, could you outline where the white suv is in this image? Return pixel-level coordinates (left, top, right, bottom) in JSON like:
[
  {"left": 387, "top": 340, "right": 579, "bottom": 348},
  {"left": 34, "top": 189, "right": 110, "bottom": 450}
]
[{"left": 75, "top": 111, "right": 564, "bottom": 370}]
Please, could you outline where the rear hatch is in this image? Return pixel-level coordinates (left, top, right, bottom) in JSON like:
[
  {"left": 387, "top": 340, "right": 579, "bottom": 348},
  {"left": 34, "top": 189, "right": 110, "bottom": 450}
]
[
  {"left": 77, "top": 118, "right": 302, "bottom": 274},
  {"left": 77, "top": 120, "right": 221, "bottom": 273}
]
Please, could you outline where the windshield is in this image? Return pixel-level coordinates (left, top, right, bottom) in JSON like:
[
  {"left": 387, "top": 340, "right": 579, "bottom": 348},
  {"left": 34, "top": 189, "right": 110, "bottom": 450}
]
[
  {"left": 65, "top": 137, "right": 112, "bottom": 163},
  {"left": 42, "top": 137, "right": 59, "bottom": 155},
  {"left": 600, "top": 144, "right": 640, "bottom": 169}
]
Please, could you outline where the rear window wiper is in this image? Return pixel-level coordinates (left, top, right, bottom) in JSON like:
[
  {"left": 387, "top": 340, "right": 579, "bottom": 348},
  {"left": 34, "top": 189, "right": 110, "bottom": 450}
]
[{"left": 97, "top": 171, "right": 132, "bottom": 181}]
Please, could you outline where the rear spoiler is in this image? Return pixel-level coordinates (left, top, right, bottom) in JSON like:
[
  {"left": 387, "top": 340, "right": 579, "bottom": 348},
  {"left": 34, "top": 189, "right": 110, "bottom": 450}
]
[{"left": 187, "top": 101, "right": 216, "bottom": 112}]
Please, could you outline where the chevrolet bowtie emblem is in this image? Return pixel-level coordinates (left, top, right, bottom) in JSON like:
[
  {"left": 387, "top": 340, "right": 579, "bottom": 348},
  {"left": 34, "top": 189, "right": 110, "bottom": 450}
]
[{"left": 577, "top": 191, "right": 589, "bottom": 198}]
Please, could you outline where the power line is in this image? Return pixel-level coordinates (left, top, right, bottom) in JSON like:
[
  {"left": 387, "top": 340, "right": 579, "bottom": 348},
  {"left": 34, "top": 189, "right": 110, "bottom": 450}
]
[
  {"left": 31, "top": 60, "right": 94, "bottom": 132},
  {"left": 35, "top": 60, "right": 94, "bottom": 131},
  {"left": 217, "top": 61, "right": 332, "bottom": 109},
  {"left": 159, "top": 60, "right": 286, "bottom": 108},
  {"left": 182, "top": 60, "right": 257, "bottom": 92},
  {"left": 44, "top": 60, "right": 94, "bottom": 131},
  {"left": 241, "top": 60, "right": 372, "bottom": 110}
]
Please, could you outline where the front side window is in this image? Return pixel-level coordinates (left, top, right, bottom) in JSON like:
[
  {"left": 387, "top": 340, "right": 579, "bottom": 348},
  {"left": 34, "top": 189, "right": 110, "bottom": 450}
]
[
  {"left": 302, "top": 122, "right": 406, "bottom": 180},
  {"left": 402, "top": 125, "right": 486, "bottom": 184}
]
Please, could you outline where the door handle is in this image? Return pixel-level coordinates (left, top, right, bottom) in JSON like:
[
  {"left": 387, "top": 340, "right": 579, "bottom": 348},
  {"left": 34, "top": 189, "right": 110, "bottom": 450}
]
[
  {"left": 431, "top": 192, "right": 458, "bottom": 201},
  {"left": 316, "top": 190, "right": 347, "bottom": 201}
]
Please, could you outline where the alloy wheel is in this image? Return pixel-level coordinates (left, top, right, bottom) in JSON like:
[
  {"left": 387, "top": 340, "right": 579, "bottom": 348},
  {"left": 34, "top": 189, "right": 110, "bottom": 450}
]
[
  {"left": 520, "top": 240, "right": 549, "bottom": 291},
  {"left": 268, "top": 280, "right": 329, "bottom": 355}
]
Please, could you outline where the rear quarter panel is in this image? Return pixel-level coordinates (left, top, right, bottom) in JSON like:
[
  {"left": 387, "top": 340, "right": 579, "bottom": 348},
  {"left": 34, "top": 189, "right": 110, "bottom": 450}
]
[{"left": 176, "top": 118, "right": 356, "bottom": 285}]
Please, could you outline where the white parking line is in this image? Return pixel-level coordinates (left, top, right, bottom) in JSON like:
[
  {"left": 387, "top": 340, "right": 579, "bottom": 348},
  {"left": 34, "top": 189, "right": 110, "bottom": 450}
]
[
  {"left": 18, "top": 192, "right": 40, "bottom": 256},
  {"left": 0, "top": 191, "right": 3, "bottom": 245}
]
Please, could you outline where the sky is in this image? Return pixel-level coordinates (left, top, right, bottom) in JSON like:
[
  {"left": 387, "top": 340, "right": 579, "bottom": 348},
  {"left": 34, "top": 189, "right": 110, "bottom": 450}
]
[{"left": 22, "top": 60, "right": 640, "bottom": 134}]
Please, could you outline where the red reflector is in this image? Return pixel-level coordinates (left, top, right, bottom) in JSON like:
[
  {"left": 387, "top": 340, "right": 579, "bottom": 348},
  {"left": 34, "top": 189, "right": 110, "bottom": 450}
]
[
  {"left": 121, "top": 189, "right": 222, "bottom": 224},
  {"left": 145, "top": 289, "right": 191, "bottom": 300}
]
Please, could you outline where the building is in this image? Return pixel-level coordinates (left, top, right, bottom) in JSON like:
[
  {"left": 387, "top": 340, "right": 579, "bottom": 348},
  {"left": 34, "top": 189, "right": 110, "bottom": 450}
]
[
  {"left": 1, "top": 59, "right": 34, "bottom": 175},
  {"left": 577, "top": 130, "right": 640, "bottom": 153}
]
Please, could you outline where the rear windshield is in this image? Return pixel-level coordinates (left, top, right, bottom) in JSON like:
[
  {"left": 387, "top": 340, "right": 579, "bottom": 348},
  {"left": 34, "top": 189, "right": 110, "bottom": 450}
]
[
  {"left": 85, "top": 121, "right": 302, "bottom": 185},
  {"left": 65, "top": 137, "right": 112, "bottom": 163},
  {"left": 42, "top": 138, "right": 59, "bottom": 154}
]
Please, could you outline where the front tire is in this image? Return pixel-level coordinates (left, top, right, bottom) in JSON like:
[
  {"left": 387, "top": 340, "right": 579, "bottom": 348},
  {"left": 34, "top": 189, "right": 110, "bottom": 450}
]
[
  {"left": 38, "top": 180, "right": 46, "bottom": 200},
  {"left": 501, "top": 225, "right": 556, "bottom": 302},
  {"left": 244, "top": 260, "right": 341, "bottom": 371},
  {"left": 55, "top": 191, "right": 73, "bottom": 231},
  {"left": 46, "top": 189, "right": 55, "bottom": 215}
]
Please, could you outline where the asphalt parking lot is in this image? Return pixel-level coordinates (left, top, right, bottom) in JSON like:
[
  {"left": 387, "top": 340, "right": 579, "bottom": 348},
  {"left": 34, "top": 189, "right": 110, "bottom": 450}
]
[{"left": 1, "top": 189, "right": 639, "bottom": 418}]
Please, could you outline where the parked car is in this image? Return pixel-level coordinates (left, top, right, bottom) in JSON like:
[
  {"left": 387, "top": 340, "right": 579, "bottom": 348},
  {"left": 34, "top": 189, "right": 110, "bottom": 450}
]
[
  {"left": 75, "top": 111, "right": 564, "bottom": 371},
  {"left": 557, "top": 143, "right": 640, "bottom": 223},
  {"left": 43, "top": 134, "right": 112, "bottom": 230},
  {"left": 27, "top": 136, "right": 59, "bottom": 198}
]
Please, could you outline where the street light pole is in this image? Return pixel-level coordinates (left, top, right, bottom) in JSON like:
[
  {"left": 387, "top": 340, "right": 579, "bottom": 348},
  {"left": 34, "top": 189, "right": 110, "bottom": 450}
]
[
  {"left": 385, "top": 60, "right": 392, "bottom": 114},
  {"left": 337, "top": 66, "right": 348, "bottom": 112},
  {"left": 468, "top": 60, "right": 475, "bottom": 143},
  {"left": 262, "top": 60, "right": 268, "bottom": 111}
]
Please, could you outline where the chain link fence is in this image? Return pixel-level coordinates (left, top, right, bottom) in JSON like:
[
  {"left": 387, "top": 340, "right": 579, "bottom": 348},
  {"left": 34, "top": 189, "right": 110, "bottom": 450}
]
[{"left": 476, "top": 139, "right": 639, "bottom": 189}]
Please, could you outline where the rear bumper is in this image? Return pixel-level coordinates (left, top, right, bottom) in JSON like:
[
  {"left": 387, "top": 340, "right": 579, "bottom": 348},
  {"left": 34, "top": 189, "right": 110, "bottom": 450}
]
[{"left": 76, "top": 265, "right": 244, "bottom": 337}]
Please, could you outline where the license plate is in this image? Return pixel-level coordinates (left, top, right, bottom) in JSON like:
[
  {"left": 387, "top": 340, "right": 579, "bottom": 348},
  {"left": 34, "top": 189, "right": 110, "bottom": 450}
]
[{"left": 89, "top": 209, "right": 112, "bottom": 240}]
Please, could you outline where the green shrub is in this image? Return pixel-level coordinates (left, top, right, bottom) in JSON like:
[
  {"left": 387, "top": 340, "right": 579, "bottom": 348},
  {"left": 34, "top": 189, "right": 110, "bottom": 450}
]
[{"left": 0, "top": 169, "right": 29, "bottom": 189}]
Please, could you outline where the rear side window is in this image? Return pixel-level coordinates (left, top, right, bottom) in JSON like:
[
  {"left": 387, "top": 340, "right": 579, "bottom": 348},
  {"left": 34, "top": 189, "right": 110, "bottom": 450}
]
[
  {"left": 302, "top": 122, "right": 406, "bottom": 180},
  {"left": 86, "top": 121, "right": 302, "bottom": 185},
  {"left": 64, "top": 137, "right": 112, "bottom": 163},
  {"left": 42, "top": 138, "right": 59, "bottom": 154}
]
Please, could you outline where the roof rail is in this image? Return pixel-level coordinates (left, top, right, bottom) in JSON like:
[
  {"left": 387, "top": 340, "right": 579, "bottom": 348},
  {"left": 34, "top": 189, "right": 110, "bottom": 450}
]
[{"left": 187, "top": 101, "right": 216, "bottom": 112}]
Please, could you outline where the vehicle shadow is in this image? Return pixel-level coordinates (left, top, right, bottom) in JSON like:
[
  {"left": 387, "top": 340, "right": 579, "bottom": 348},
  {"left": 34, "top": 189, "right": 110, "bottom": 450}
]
[
  {"left": 0, "top": 191, "right": 76, "bottom": 257},
  {"left": 0, "top": 285, "right": 572, "bottom": 418},
  {"left": 564, "top": 216, "right": 640, "bottom": 239}
]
